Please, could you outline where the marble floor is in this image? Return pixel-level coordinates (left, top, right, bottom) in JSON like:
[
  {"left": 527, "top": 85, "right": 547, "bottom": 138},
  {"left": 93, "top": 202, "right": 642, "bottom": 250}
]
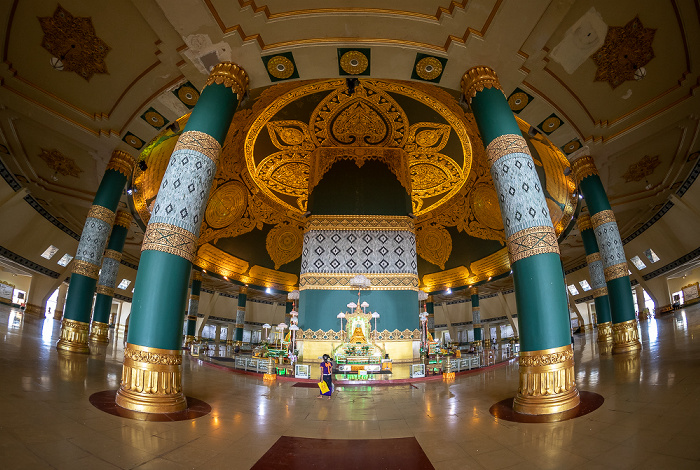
[{"left": 1, "top": 304, "right": 699, "bottom": 469}]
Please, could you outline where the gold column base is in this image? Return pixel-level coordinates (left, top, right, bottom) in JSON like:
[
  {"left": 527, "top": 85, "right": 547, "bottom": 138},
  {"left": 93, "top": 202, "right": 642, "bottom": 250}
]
[
  {"left": 596, "top": 321, "right": 613, "bottom": 343},
  {"left": 115, "top": 343, "right": 186, "bottom": 413},
  {"left": 513, "top": 344, "right": 580, "bottom": 415},
  {"left": 24, "top": 303, "right": 44, "bottom": 317},
  {"left": 53, "top": 309, "right": 63, "bottom": 320},
  {"left": 184, "top": 335, "right": 196, "bottom": 347},
  {"left": 612, "top": 319, "right": 642, "bottom": 355},
  {"left": 56, "top": 319, "right": 90, "bottom": 354},
  {"left": 89, "top": 321, "right": 110, "bottom": 344}
]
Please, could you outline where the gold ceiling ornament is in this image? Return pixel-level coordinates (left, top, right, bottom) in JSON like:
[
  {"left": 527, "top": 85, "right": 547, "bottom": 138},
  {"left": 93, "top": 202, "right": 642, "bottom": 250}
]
[
  {"left": 143, "top": 110, "right": 166, "bottom": 128},
  {"left": 266, "top": 56, "right": 295, "bottom": 79},
  {"left": 340, "top": 51, "right": 369, "bottom": 75},
  {"left": 508, "top": 91, "right": 530, "bottom": 111},
  {"left": 244, "top": 79, "right": 472, "bottom": 216},
  {"left": 622, "top": 155, "right": 661, "bottom": 183},
  {"left": 415, "top": 57, "right": 443, "bottom": 81},
  {"left": 38, "top": 148, "right": 83, "bottom": 178},
  {"left": 204, "top": 62, "right": 249, "bottom": 98},
  {"left": 416, "top": 224, "right": 452, "bottom": 270},
  {"left": 541, "top": 116, "right": 562, "bottom": 133},
  {"left": 469, "top": 184, "right": 504, "bottom": 231},
  {"left": 266, "top": 222, "right": 304, "bottom": 269},
  {"left": 177, "top": 85, "right": 200, "bottom": 107},
  {"left": 38, "top": 5, "right": 110, "bottom": 81},
  {"left": 460, "top": 66, "right": 505, "bottom": 105},
  {"left": 592, "top": 16, "right": 656, "bottom": 89},
  {"left": 204, "top": 181, "right": 248, "bottom": 229}
]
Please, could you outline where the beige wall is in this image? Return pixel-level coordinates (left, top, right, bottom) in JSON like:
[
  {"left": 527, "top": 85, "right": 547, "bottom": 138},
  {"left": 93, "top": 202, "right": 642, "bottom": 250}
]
[
  {"left": 667, "top": 267, "right": 700, "bottom": 296},
  {"left": 0, "top": 270, "right": 32, "bottom": 294}
]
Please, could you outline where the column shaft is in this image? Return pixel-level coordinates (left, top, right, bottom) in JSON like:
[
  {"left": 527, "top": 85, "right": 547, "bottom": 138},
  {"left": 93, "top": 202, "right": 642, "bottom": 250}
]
[
  {"left": 470, "top": 288, "right": 482, "bottom": 346},
  {"left": 234, "top": 287, "right": 247, "bottom": 344},
  {"left": 58, "top": 150, "right": 134, "bottom": 353},
  {"left": 463, "top": 66, "right": 579, "bottom": 415},
  {"left": 569, "top": 148, "right": 641, "bottom": 354},
  {"left": 185, "top": 270, "right": 201, "bottom": 347},
  {"left": 425, "top": 296, "right": 435, "bottom": 341},
  {"left": 116, "top": 62, "right": 248, "bottom": 413}
]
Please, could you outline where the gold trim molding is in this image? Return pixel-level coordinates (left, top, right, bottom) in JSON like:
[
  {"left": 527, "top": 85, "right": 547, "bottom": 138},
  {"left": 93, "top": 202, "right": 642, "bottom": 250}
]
[
  {"left": 72, "top": 259, "right": 100, "bottom": 280},
  {"left": 103, "top": 249, "right": 122, "bottom": 261},
  {"left": 173, "top": 131, "right": 222, "bottom": 165},
  {"left": 460, "top": 66, "right": 505, "bottom": 105},
  {"left": 305, "top": 215, "right": 415, "bottom": 233},
  {"left": 570, "top": 155, "right": 599, "bottom": 186},
  {"left": 299, "top": 328, "right": 420, "bottom": 341},
  {"left": 591, "top": 286, "right": 608, "bottom": 298},
  {"left": 513, "top": 344, "right": 580, "bottom": 415},
  {"left": 203, "top": 62, "right": 249, "bottom": 99},
  {"left": 56, "top": 319, "right": 90, "bottom": 354},
  {"left": 299, "top": 272, "right": 419, "bottom": 291},
  {"left": 142, "top": 223, "right": 198, "bottom": 263},
  {"left": 591, "top": 210, "right": 616, "bottom": 229},
  {"left": 612, "top": 319, "right": 641, "bottom": 354},
  {"left": 484, "top": 134, "right": 530, "bottom": 167},
  {"left": 114, "top": 210, "right": 133, "bottom": 229},
  {"left": 87, "top": 205, "right": 116, "bottom": 226},
  {"left": 115, "top": 343, "right": 186, "bottom": 413},
  {"left": 506, "top": 225, "right": 559, "bottom": 264},
  {"left": 586, "top": 252, "right": 601, "bottom": 264},
  {"left": 106, "top": 150, "right": 136, "bottom": 178},
  {"left": 604, "top": 262, "right": 628, "bottom": 282}
]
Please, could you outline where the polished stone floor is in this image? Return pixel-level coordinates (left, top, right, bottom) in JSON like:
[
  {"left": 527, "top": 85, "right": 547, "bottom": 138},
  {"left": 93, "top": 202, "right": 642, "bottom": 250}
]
[{"left": 1, "top": 304, "right": 700, "bottom": 469}]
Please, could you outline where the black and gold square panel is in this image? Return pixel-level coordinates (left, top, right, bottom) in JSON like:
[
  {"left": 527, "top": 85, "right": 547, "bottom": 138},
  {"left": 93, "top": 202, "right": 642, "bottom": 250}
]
[
  {"left": 561, "top": 139, "right": 582, "bottom": 155},
  {"left": 507, "top": 87, "right": 533, "bottom": 114},
  {"left": 262, "top": 52, "right": 299, "bottom": 82},
  {"left": 172, "top": 81, "right": 200, "bottom": 109},
  {"left": 338, "top": 48, "right": 370, "bottom": 76},
  {"left": 411, "top": 53, "right": 447, "bottom": 83},
  {"left": 122, "top": 132, "right": 144, "bottom": 150},
  {"left": 538, "top": 113, "right": 563, "bottom": 135},
  {"left": 140, "top": 107, "right": 169, "bottom": 130}
]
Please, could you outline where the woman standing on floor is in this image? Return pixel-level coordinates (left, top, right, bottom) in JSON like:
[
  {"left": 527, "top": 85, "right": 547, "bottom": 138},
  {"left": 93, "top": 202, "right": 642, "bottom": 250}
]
[{"left": 318, "top": 354, "right": 333, "bottom": 399}]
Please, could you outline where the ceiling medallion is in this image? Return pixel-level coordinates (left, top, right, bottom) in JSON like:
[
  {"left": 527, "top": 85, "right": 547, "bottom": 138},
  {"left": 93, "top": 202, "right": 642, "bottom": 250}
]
[
  {"left": 141, "top": 108, "right": 168, "bottom": 129},
  {"left": 173, "top": 82, "right": 200, "bottom": 108},
  {"left": 339, "top": 51, "right": 369, "bottom": 75},
  {"left": 416, "top": 224, "right": 452, "bottom": 270},
  {"left": 508, "top": 91, "right": 530, "bottom": 112},
  {"left": 266, "top": 222, "right": 304, "bottom": 269},
  {"left": 592, "top": 16, "right": 656, "bottom": 89},
  {"left": 622, "top": 155, "right": 661, "bottom": 183},
  {"left": 539, "top": 114, "right": 562, "bottom": 135},
  {"left": 38, "top": 148, "right": 83, "bottom": 178},
  {"left": 562, "top": 139, "right": 582, "bottom": 155},
  {"left": 267, "top": 56, "right": 295, "bottom": 79},
  {"left": 244, "top": 79, "right": 472, "bottom": 216},
  {"left": 123, "top": 132, "right": 144, "bottom": 150},
  {"left": 415, "top": 57, "right": 443, "bottom": 81},
  {"left": 38, "top": 5, "right": 110, "bottom": 81}
]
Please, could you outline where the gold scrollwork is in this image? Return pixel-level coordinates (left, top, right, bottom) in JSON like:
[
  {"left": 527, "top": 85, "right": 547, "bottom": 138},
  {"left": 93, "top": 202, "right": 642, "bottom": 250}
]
[
  {"left": 604, "top": 262, "right": 629, "bottom": 282},
  {"left": 299, "top": 273, "right": 419, "bottom": 291},
  {"left": 189, "top": 294, "right": 200, "bottom": 302},
  {"left": 507, "top": 226, "right": 559, "bottom": 264},
  {"left": 173, "top": 131, "right": 221, "bottom": 164},
  {"left": 72, "top": 259, "right": 100, "bottom": 280},
  {"left": 266, "top": 222, "right": 304, "bottom": 269},
  {"left": 204, "top": 62, "right": 249, "bottom": 98},
  {"left": 142, "top": 223, "right": 198, "bottom": 263},
  {"left": 416, "top": 224, "right": 452, "bottom": 270},
  {"left": 87, "top": 205, "right": 115, "bottom": 226},
  {"left": 114, "top": 211, "right": 133, "bottom": 229},
  {"left": 571, "top": 155, "right": 599, "bottom": 185},
  {"left": 485, "top": 134, "right": 530, "bottom": 167},
  {"left": 586, "top": 252, "right": 601, "bottom": 264},
  {"left": 305, "top": 215, "right": 414, "bottom": 233},
  {"left": 577, "top": 213, "right": 592, "bottom": 232},
  {"left": 123, "top": 344, "right": 183, "bottom": 365},
  {"left": 591, "top": 210, "right": 616, "bottom": 228},
  {"left": 460, "top": 66, "right": 505, "bottom": 104},
  {"left": 106, "top": 150, "right": 136, "bottom": 178},
  {"left": 519, "top": 345, "right": 573, "bottom": 367}
]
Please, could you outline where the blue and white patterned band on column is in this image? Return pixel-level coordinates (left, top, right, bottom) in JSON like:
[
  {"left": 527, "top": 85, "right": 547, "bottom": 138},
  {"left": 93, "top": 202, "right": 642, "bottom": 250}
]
[
  {"left": 585, "top": 252, "right": 608, "bottom": 298},
  {"left": 485, "top": 134, "right": 559, "bottom": 264},
  {"left": 95, "top": 251, "right": 121, "bottom": 296},
  {"left": 188, "top": 297, "right": 199, "bottom": 318},
  {"left": 472, "top": 309, "right": 481, "bottom": 325},
  {"left": 235, "top": 308, "right": 245, "bottom": 328},
  {"left": 591, "top": 210, "right": 628, "bottom": 281},
  {"left": 142, "top": 131, "right": 221, "bottom": 262},
  {"left": 73, "top": 205, "right": 115, "bottom": 279}
]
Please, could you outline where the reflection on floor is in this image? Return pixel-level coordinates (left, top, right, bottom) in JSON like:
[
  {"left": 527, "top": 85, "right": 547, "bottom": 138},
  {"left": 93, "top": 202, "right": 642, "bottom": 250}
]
[{"left": 2, "top": 304, "right": 700, "bottom": 469}]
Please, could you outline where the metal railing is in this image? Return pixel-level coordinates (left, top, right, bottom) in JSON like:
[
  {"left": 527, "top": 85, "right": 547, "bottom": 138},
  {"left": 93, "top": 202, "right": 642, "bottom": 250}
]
[{"left": 448, "top": 355, "right": 481, "bottom": 372}]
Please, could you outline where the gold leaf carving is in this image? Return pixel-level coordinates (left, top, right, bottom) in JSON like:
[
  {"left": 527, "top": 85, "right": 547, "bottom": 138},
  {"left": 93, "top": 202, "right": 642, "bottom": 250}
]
[
  {"left": 266, "top": 222, "right": 304, "bottom": 269},
  {"left": 416, "top": 224, "right": 452, "bottom": 270}
]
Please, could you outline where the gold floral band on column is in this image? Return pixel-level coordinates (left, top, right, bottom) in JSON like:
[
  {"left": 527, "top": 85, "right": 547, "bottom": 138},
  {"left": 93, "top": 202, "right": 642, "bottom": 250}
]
[
  {"left": 72, "top": 259, "right": 100, "bottom": 280},
  {"left": 234, "top": 323, "right": 244, "bottom": 329},
  {"left": 57, "top": 319, "right": 90, "bottom": 354},
  {"left": 173, "top": 131, "right": 222, "bottom": 165},
  {"left": 115, "top": 343, "right": 186, "bottom": 413},
  {"left": 513, "top": 344, "right": 580, "bottom": 415},
  {"left": 192, "top": 270, "right": 203, "bottom": 282},
  {"left": 114, "top": 210, "right": 133, "bottom": 229},
  {"left": 570, "top": 154, "right": 599, "bottom": 186},
  {"left": 103, "top": 249, "right": 122, "bottom": 262},
  {"left": 189, "top": 294, "right": 200, "bottom": 301},
  {"left": 577, "top": 213, "right": 593, "bottom": 232},
  {"left": 591, "top": 210, "right": 616, "bottom": 228},
  {"left": 203, "top": 62, "right": 249, "bottom": 99},
  {"left": 88, "top": 321, "right": 110, "bottom": 343},
  {"left": 187, "top": 315, "right": 197, "bottom": 321},
  {"left": 460, "top": 65, "right": 505, "bottom": 105},
  {"left": 106, "top": 150, "right": 136, "bottom": 178},
  {"left": 612, "top": 319, "right": 642, "bottom": 354},
  {"left": 95, "top": 284, "right": 115, "bottom": 296},
  {"left": 506, "top": 226, "right": 560, "bottom": 264},
  {"left": 484, "top": 134, "right": 530, "bottom": 167},
  {"left": 87, "top": 205, "right": 116, "bottom": 226},
  {"left": 142, "top": 222, "right": 198, "bottom": 263},
  {"left": 586, "top": 252, "right": 601, "bottom": 264},
  {"left": 591, "top": 286, "right": 608, "bottom": 298},
  {"left": 597, "top": 321, "right": 613, "bottom": 343},
  {"left": 604, "top": 262, "right": 629, "bottom": 282}
]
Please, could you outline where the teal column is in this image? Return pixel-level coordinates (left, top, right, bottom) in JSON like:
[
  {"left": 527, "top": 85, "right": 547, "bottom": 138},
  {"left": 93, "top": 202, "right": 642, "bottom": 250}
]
[
  {"left": 426, "top": 296, "right": 435, "bottom": 341},
  {"left": 576, "top": 213, "right": 613, "bottom": 345},
  {"left": 116, "top": 62, "right": 248, "bottom": 413},
  {"left": 58, "top": 150, "right": 134, "bottom": 354},
  {"left": 89, "top": 211, "right": 133, "bottom": 344},
  {"left": 185, "top": 270, "right": 202, "bottom": 347},
  {"left": 234, "top": 287, "right": 247, "bottom": 344},
  {"left": 470, "top": 288, "right": 482, "bottom": 344},
  {"left": 462, "top": 66, "right": 579, "bottom": 415},
  {"left": 568, "top": 147, "right": 641, "bottom": 355}
]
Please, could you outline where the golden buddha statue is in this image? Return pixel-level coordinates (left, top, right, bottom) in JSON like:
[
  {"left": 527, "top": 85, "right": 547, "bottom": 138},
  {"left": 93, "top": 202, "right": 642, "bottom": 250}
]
[{"left": 349, "top": 326, "right": 367, "bottom": 344}]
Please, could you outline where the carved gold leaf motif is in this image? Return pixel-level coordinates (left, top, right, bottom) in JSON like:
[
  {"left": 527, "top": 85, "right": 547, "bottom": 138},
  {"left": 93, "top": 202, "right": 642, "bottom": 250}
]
[{"left": 38, "top": 148, "right": 83, "bottom": 178}]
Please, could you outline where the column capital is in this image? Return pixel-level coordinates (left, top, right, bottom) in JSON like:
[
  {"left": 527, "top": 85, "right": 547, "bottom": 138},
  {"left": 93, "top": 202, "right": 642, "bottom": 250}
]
[
  {"left": 106, "top": 150, "right": 136, "bottom": 178},
  {"left": 576, "top": 212, "right": 592, "bottom": 231},
  {"left": 191, "top": 270, "right": 203, "bottom": 282},
  {"left": 204, "top": 62, "right": 249, "bottom": 99},
  {"left": 469, "top": 286, "right": 478, "bottom": 296},
  {"left": 114, "top": 210, "right": 133, "bottom": 229},
  {"left": 460, "top": 66, "right": 504, "bottom": 105}
]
